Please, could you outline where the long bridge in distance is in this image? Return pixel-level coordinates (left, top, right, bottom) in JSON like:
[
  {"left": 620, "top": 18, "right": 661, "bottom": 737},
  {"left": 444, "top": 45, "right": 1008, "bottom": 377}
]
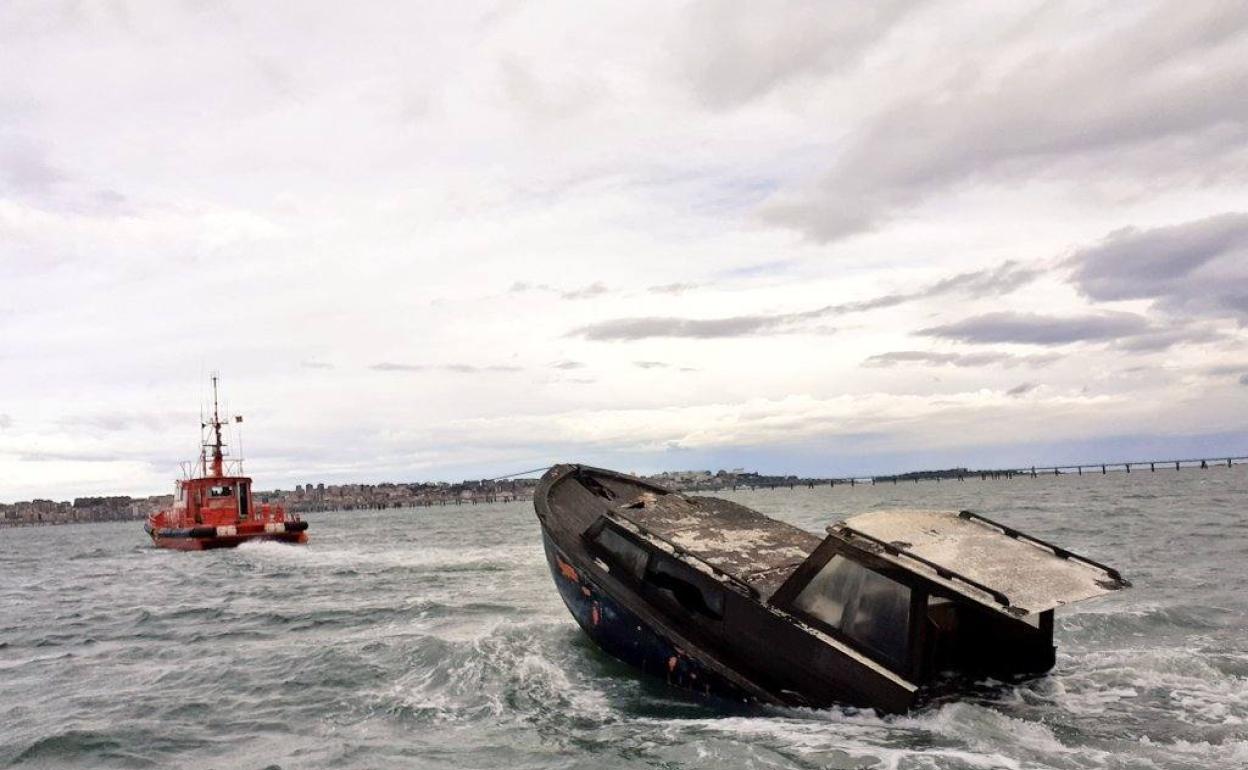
[{"left": 728, "top": 454, "right": 1248, "bottom": 490}]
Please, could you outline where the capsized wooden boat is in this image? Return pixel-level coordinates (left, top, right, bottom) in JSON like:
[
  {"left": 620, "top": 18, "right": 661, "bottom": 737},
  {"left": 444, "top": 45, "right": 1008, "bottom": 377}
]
[
  {"left": 534, "top": 464, "right": 1129, "bottom": 713},
  {"left": 145, "top": 375, "right": 307, "bottom": 550}
]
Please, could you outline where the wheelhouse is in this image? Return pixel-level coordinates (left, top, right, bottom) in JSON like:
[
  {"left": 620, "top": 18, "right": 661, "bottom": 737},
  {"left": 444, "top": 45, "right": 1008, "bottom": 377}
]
[
  {"left": 174, "top": 476, "right": 257, "bottom": 526},
  {"left": 770, "top": 509, "right": 1129, "bottom": 685}
]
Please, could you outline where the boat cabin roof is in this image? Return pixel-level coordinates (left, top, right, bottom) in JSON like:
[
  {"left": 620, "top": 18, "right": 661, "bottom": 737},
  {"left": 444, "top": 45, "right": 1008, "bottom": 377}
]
[
  {"left": 610, "top": 491, "right": 822, "bottom": 599},
  {"left": 829, "top": 509, "right": 1129, "bottom": 617}
]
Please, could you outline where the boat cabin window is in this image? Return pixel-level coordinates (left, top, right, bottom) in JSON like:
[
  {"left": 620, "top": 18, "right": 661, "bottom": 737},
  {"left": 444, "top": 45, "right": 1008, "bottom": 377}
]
[
  {"left": 792, "top": 555, "right": 911, "bottom": 668},
  {"left": 209, "top": 485, "right": 233, "bottom": 498},
  {"left": 590, "top": 524, "right": 650, "bottom": 580},
  {"left": 645, "top": 553, "right": 725, "bottom": 620},
  {"left": 587, "top": 522, "right": 726, "bottom": 621}
]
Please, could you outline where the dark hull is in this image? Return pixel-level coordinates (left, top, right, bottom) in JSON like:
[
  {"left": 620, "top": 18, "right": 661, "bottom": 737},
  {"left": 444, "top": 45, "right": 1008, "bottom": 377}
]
[
  {"left": 541, "top": 529, "right": 752, "bottom": 701},
  {"left": 533, "top": 464, "right": 918, "bottom": 713}
]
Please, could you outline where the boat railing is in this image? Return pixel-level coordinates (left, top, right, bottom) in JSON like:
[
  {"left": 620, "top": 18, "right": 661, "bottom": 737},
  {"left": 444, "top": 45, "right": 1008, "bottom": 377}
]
[
  {"left": 256, "top": 503, "right": 288, "bottom": 522},
  {"left": 603, "top": 508, "right": 761, "bottom": 600},
  {"left": 957, "top": 510, "right": 1128, "bottom": 585}
]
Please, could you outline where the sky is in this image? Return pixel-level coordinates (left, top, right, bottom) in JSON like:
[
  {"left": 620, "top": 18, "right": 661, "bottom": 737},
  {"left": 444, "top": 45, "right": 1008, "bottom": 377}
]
[{"left": 2, "top": 1, "right": 1247, "bottom": 501}]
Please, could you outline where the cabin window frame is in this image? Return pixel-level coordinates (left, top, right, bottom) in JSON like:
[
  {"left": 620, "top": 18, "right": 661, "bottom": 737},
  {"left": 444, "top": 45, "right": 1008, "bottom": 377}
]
[
  {"left": 582, "top": 518, "right": 728, "bottom": 622},
  {"left": 584, "top": 519, "right": 650, "bottom": 581},
  {"left": 772, "top": 538, "right": 927, "bottom": 676},
  {"left": 643, "top": 549, "right": 727, "bottom": 621}
]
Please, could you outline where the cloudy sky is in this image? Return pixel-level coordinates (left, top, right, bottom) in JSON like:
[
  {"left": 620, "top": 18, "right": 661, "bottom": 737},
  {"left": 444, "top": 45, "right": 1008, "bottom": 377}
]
[{"left": 2, "top": 1, "right": 1247, "bottom": 501}]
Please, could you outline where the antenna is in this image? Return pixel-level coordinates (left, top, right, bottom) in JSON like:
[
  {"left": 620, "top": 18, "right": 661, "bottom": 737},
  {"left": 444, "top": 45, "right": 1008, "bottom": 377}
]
[
  {"left": 206, "top": 372, "right": 225, "bottom": 477},
  {"left": 235, "top": 410, "right": 245, "bottom": 475}
]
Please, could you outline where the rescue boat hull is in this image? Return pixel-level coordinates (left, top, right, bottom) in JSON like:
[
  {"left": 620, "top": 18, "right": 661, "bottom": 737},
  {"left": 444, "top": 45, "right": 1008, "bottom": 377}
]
[{"left": 145, "top": 520, "right": 309, "bottom": 550}]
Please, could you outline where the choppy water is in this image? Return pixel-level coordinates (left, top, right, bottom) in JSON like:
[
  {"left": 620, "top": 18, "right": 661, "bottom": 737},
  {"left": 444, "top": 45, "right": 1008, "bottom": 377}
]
[{"left": 2, "top": 467, "right": 1246, "bottom": 769}]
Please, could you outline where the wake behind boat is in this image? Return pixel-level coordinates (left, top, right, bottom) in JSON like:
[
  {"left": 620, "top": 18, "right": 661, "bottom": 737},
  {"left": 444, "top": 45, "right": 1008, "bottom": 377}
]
[
  {"left": 534, "top": 464, "right": 1129, "bottom": 713},
  {"left": 145, "top": 375, "right": 307, "bottom": 550}
]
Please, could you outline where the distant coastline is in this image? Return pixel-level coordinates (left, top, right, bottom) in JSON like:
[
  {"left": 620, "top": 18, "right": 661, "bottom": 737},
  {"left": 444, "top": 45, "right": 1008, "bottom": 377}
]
[
  {"left": 5, "top": 458, "right": 1244, "bottom": 528},
  {"left": 3, "top": 469, "right": 819, "bottom": 527}
]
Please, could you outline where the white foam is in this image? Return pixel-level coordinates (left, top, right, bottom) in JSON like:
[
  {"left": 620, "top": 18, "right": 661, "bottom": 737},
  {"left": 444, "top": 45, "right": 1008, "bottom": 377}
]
[{"left": 234, "top": 540, "right": 544, "bottom": 571}]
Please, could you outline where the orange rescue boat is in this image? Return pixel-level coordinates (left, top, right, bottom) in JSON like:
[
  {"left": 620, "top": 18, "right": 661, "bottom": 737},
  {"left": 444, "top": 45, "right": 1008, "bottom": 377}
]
[{"left": 145, "top": 375, "right": 308, "bottom": 550}]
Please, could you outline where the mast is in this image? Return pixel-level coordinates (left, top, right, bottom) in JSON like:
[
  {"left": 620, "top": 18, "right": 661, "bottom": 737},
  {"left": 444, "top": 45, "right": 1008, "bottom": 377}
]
[{"left": 208, "top": 374, "right": 225, "bottom": 477}]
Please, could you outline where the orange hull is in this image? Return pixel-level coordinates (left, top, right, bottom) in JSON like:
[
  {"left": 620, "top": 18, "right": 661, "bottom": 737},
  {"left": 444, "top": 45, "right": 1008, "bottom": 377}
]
[{"left": 145, "top": 519, "right": 309, "bottom": 550}]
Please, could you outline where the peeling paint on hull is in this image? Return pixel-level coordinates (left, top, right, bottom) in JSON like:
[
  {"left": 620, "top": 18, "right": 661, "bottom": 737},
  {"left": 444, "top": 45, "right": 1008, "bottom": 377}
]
[{"left": 541, "top": 529, "right": 750, "bottom": 702}]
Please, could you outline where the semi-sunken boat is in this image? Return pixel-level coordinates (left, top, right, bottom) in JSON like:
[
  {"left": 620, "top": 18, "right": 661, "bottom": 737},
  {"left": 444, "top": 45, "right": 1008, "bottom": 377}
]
[
  {"left": 534, "top": 464, "right": 1129, "bottom": 713},
  {"left": 145, "top": 376, "right": 308, "bottom": 550}
]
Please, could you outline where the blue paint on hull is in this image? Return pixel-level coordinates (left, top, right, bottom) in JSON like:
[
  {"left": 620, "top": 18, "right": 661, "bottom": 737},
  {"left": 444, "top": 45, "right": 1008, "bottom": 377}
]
[{"left": 541, "top": 530, "right": 750, "bottom": 702}]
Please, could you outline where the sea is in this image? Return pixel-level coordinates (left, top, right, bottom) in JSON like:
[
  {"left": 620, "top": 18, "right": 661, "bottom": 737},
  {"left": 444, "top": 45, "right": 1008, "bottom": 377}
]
[{"left": 2, "top": 466, "right": 1246, "bottom": 769}]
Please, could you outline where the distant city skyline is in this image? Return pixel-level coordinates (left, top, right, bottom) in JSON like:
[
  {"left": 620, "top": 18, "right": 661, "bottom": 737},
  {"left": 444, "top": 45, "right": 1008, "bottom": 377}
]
[{"left": 2, "top": 2, "right": 1247, "bottom": 501}]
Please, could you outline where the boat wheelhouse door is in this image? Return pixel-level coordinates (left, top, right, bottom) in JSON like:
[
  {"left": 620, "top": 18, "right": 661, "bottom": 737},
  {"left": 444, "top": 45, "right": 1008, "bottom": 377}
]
[{"left": 238, "top": 481, "right": 250, "bottom": 521}]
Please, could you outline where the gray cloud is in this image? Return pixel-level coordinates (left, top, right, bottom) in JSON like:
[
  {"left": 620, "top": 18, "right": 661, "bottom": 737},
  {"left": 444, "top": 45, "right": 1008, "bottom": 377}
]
[
  {"left": 56, "top": 412, "right": 189, "bottom": 433},
  {"left": 634, "top": 361, "right": 670, "bottom": 369},
  {"left": 572, "top": 304, "right": 839, "bottom": 340},
  {"left": 1111, "top": 326, "right": 1226, "bottom": 353},
  {"left": 0, "top": 413, "right": 11, "bottom": 430},
  {"left": 301, "top": 361, "right": 335, "bottom": 370},
  {"left": 920, "top": 311, "right": 1152, "bottom": 346},
  {"left": 863, "top": 350, "right": 1060, "bottom": 369},
  {"left": 0, "top": 136, "right": 64, "bottom": 198},
  {"left": 551, "top": 360, "right": 584, "bottom": 370},
  {"left": 763, "top": 5, "right": 1248, "bottom": 240},
  {"left": 676, "top": 1, "right": 918, "bottom": 110},
  {"left": 18, "top": 450, "right": 118, "bottom": 464},
  {"left": 371, "top": 362, "right": 427, "bottom": 372},
  {"left": 371, "top": 363, "right": 522, "bottom": 373},
  {"left": 1205, "top": 363, "right": 1248, "bottom": 387},
  {"left": 445, "top": 364, "right": 523, "bottom": 373},
  {"left": 510, "top": 281, "right": 611, "bottom": 300},
  {"left": 1069, "top": 212, "right": 1248, "bottom": 325},
  {"left": 1006, "top": 382, "right": 1038, "bottom": 397},
  {"left": 828, "top": 260, "right": 1041, "bottom": 315},
  {"left": 560, "top": 282, "right": 610, "bottom": 300},
  {"left": 648, "top": 282, "right": 700, "bottom": 295},
  {"left": 575, "top": 261, "right": 1039, "bottom": 341}
]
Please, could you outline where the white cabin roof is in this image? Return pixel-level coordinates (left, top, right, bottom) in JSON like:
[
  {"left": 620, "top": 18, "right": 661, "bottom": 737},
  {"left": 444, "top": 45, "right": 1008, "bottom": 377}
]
[{"left": 835, "top": 509, "right": 1127, "bottom": 617}]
